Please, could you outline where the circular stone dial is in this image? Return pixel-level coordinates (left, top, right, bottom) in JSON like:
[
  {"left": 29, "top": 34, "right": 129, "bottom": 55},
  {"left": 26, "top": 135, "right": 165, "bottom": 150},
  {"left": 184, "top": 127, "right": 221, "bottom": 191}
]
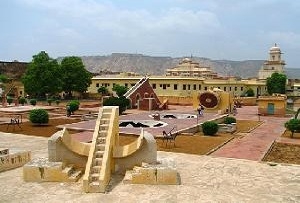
[{"left": 199, "top": 92, "right": 219, "bottom": 109}]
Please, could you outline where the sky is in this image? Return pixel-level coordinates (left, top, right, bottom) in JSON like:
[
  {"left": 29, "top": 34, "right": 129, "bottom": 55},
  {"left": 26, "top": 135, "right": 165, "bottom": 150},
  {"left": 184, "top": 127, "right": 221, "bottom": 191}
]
[{"left": 1, "top": 0, "right": 300, "bottom": 68}]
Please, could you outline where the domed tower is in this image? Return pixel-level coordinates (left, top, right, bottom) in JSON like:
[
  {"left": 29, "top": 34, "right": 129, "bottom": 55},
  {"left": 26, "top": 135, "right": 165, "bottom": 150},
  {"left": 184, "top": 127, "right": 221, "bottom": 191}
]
[{"left": 258, "top": 43, "right": 286, "bottom": 80}]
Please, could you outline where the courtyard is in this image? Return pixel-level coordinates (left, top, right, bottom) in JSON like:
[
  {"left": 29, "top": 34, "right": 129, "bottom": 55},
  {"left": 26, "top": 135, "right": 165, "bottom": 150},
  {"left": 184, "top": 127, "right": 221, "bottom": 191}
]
[{"left": 0, "top": 103, "right": 300, "bottom": 202}]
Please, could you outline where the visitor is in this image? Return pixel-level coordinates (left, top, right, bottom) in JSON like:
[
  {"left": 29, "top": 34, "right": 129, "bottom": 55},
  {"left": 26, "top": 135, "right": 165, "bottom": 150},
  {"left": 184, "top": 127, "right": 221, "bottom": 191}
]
[
  {"left": 66, "top": 105, "right": 71, "bottom": 117},
  {"left": 197, "top": 104, "right": 203, "bottom": 116},
  {"left": 233, "top": 105, "right": 237, "bottom": 116}
]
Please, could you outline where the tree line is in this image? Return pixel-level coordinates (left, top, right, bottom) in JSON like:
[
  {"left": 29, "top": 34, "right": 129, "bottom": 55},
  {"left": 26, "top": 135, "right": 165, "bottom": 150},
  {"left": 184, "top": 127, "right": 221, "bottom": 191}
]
[{"left": 22, "top": 51, "right": 92, "bottom": 99}]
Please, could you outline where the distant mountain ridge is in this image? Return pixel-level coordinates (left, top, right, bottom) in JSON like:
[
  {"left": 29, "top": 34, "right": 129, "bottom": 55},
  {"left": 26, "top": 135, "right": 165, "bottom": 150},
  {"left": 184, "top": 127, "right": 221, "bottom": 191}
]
[{"left": 79, "top": 53, "right": 264, "bottom": 78}]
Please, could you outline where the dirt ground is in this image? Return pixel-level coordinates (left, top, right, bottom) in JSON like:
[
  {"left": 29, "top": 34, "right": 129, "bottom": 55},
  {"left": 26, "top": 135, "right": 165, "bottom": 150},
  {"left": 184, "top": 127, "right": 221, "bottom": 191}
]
[
  {"left": 263, "top": 130, "right": 300, "bottom": 165},
  {"left": 0, "top": 117, "right": 259, "bottom": 155}
]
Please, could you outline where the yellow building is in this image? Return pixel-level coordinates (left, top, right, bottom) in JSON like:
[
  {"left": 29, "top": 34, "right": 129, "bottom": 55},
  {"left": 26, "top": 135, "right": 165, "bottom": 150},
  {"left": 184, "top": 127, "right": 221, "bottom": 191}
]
[
  {"left": 257, "top": 95, "right": 286, "bottom": 116},
  {"left": 88, "top": 73, "right": 267, "bottom": 105},
  {"left": 166, "top": 58, "right": 218, "bottom": 78}
]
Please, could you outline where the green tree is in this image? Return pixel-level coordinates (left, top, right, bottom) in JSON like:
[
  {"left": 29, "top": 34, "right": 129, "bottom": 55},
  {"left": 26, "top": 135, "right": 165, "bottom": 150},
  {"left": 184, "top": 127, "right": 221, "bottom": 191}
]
[
  {"left": 103, "top": 96, "right": 129, "bottom": 115},
  {"left": 0, "top": 74, "right": 8, "bottom": 83},
  {"left": 60, "top": 56, "right": 92, "bottom": 98},
  {"left": 266, "top": 72, "right": 287, "bottom": 95},
  {"left": 112, "top": 84, "right": 128, "bottom": 97},
  {"left": 22, "top": 51, "right": 62, "bottom": 98},
  {"left": 241, "top": 88, "right": 255, "bottom": 97},
  {"left": 97, "top": 86, "right": 109, "bottom": 95},
  {"left": 285, "top": 118, "right": 300, "bottom": 138}
]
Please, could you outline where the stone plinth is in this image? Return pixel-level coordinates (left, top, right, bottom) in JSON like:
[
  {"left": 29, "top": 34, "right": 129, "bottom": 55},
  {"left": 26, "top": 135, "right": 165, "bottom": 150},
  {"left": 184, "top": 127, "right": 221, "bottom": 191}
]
[
  {"left": 0, "top": 148, "right": 31, "bottom": 172},
  {"left": 23, "top": 157, "right": 82, "bottom": 182},
  {"left": 123, "top": 158, "right": 179, "bottom": 185}
]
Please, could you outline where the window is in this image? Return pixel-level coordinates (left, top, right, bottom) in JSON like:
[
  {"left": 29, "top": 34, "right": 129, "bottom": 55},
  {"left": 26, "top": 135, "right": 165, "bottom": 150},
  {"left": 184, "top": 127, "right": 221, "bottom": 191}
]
[
  {"left": 241, "top": 87, "right": 244, "bottom": 91},
  {"left": 224, "top": 87, "right": 226, "bottom": 91},
  {"left": 234, "top": 87, "right": 237, "bottom": 91},
  {"left": 174, "top": 84, "right": 178, "bottom": 90},
  {"left": 167, "top": 84, "right": 170, "bottom": 87},
  {"left": 193, "top": 84, "right": 196, "bottom": 90},
  {"left": 163, "top": 84, "right": 167, "bottom": 89},
  {"left": 188, "top": 84, "right": 191, "bottom": 90},
  {"left": 204, "top": 86, "right": 208, "bottom": 90},
  {"left": 152, "top": 84, "right": 156, "bottom": 89},
  {"left": 113, "top": 83, "right": 116, "bottom": 87},
  {"left": 131, "top": 83, "right": 135, "bottom": 87},
  {"left": 96, "top": 83, "right": 99, "bottom": 88},
  {"left": 183, "top": 84, "right": 186, "bottom": 90},
  {"left": 198, "top": 85, "right": 201, "bottom": 90},
  {"left": 19, "top": 91, "right": 23, "bottom": 95},
  {"left": 125, "top": 83, "right": 128, "bottom": 87},
  {"left": 229, "top": 87, "right": 232, "bottom": 91},
  {"left": 160, "top": 84, "right": 162, "bottom": 87}
]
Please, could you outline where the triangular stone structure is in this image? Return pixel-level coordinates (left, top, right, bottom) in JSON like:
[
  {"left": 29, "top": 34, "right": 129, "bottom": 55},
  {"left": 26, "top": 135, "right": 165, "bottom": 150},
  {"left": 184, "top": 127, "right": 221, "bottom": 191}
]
[{"left": 124, "top": 76, "right": 163, "bottom": 111}]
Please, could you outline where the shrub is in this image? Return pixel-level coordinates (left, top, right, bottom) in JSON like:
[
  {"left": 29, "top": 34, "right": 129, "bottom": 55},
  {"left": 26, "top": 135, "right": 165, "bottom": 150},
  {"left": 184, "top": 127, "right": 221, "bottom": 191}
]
[
  {"left": 30, "top": 99, "right": 37, "bottom": 106},
  {"left": 224, "top": 116, "right": 236, "bottom": 124},
  {"left": 6, "top": 97, "right": 13, "bottom": 105},
  {"left": 67, "top": 100, "right": 80, "bottom": 113},
  {"left": 285, "top": 118, "right": 300, "bottom": 138},
  {"left": 29, "top": 109, "right": 49, "bottom": 124},
  {"left": 202, "top": 121, "right": 219, "bottom": 136},
  {"left": 47, "top": 98, "right": 54, "bottom": 106},
  {"left": 55, "top": 100, "right": 60, "bottom": 105},
  {"left": 19, "top": 97, "right": 26, "bottom": 105},
  {"left": 97, "top": 86, "right": 109, "bottom": 95},
  {"left": 103, "top": 96, "right": 129, "bottom": 115}
]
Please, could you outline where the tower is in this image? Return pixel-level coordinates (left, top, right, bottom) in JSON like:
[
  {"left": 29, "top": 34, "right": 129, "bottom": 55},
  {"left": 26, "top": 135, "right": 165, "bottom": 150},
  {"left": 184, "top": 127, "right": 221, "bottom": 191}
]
[{"left": 258, "top": 43, "right": 286, "bottom": 80}]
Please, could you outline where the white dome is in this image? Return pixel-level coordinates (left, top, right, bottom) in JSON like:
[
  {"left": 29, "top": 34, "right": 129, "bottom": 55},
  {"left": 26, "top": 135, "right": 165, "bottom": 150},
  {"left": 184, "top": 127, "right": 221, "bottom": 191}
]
[{"left": 270, "top": 43, "right": 281, "bottom": 52}]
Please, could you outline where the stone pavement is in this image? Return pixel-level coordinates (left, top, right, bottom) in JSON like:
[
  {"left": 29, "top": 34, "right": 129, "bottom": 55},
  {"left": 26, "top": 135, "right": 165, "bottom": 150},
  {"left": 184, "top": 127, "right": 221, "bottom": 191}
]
[
  {"left": 211, "top": 106, "right": 292, "bottom": 160},
  {"left": 1, "top": 132, "right": 300, "bottom": 202}
]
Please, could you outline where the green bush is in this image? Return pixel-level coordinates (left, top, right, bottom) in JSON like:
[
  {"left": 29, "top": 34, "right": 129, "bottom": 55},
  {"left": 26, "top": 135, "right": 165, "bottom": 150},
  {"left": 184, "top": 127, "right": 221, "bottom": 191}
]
[
  {"left": 30, "top": 99, "right": 37, "bottom": 106},
  {"left": 103, "top": 96, "right": 129, "bottom": 115},
  {"left": 97, "top": 86, "right": 109, "bottom": 95},
  {"left": 29, "top": 109, "right": 49, "bottom": 124},
  {"left": 224, "top": 116, "right": 237, "bottom": 124},
  {"left": 202, "top": 121, "right": 219, "bottom": 136},
  {"left": 47, "top": 98, "right": 54, "bottom": 106},
  {"left": 19, "top": 97, "right": 26, "bottom": 105},
  {"left": 55, "top": 100, "right": 60, "bottom": 105},
  {"left": 285, "top": 118, "right": 300, "bottom": 138},
  {"left": 6, "top": 97, "right": 13, "bottom": 105},
  {"left": 67, "top": 100, "right": 80, "bottom": 113}
]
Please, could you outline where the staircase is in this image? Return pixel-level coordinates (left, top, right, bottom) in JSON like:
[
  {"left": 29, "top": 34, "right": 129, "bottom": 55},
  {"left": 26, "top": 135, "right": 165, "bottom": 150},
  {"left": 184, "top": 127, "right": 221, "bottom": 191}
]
[
  {"left": 83, "top": 106, "right": 119, "bottom": 193},
  {"left": 124, "top": 76, "right": 147, "bottom": 98}
]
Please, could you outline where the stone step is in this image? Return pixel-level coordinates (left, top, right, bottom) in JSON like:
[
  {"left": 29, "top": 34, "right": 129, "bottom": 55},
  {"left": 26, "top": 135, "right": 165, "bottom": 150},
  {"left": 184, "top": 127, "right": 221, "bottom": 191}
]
[
  {"left": 97, "top": 137, "right": 106, "bottom": 144},
  {"left": 96, "top": 144, "right": 105, "bottom": 151},
  {"left": 95, "top": 151, "right": 104, "bottom": 158},
  {"left": 69, "top": 169, "right": 82, "bottom": 181},
  {"left": 90, "top": 173, "right": 100, "bottom": 181},
  {"left": 93, "top": 158, "right": 103, "bottom": 165},
  {"left": 91, "top": 165, "right": 101, "bottom": 173},
  {"left": 62, "top": 165, "right": 75, "bottom": 176}
]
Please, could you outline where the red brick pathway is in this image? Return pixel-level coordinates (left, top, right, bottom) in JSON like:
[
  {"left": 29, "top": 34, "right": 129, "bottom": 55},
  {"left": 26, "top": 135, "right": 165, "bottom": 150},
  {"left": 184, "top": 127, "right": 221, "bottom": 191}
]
[{"left": 211, "top": 106, "right": 291, "bottom": 161}]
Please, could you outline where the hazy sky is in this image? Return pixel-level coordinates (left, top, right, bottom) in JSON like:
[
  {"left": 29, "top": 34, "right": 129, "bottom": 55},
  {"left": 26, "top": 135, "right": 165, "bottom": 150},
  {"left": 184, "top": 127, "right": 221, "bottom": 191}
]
[{"left": 1, "top": 0, "right": 299, "bottom": 67}]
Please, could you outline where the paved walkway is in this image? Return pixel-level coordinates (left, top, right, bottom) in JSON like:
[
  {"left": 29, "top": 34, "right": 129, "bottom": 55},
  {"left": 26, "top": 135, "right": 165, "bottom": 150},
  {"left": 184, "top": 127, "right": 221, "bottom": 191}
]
[
  {"left": 0, "top": 132, "right": 300, "bottom": 202},
  {"left": 211, "top": 106, "right": 292, "bottom": 161}
]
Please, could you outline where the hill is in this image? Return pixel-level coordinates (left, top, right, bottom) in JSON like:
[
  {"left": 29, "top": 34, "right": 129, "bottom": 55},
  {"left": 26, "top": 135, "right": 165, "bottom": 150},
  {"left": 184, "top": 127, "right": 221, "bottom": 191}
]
[{"left": 80, "top": 53, "right": 264, "bottom": 78}]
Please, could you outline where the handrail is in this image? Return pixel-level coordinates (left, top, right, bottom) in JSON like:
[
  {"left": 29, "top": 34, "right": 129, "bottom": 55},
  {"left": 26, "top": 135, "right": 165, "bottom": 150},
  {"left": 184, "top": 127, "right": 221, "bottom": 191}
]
[{"left": 124, "top": 76, "right": 147, "bottom": 98}]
